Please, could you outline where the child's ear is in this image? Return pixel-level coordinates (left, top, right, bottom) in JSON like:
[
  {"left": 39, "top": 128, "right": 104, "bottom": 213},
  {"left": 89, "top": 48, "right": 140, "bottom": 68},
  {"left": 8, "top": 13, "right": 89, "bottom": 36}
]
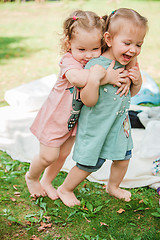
[{"left": 104, "top": 32, "right": 112, "bottom": 47}]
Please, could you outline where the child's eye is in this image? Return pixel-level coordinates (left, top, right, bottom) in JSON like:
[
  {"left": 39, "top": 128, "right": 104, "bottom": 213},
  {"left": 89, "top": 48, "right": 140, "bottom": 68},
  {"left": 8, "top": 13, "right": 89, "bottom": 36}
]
[
  {"left": 93, "top": 48, "right": 99, "bottom": 51},
  {"left": 137, "top": 44, "right": 142, "bottom": 48},
  {"left": 79, "top": 49, "right": 85, "bottom": 51},
  {"left": 124, "top": 42, "right": 130, "bottom": 46}
]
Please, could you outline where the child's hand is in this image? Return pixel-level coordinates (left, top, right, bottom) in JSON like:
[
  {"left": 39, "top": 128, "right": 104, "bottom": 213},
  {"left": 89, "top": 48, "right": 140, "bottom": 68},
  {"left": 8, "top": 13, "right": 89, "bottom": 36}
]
[
  {"left": 128, "top": 62, "right": 142, "bottom": 86},
  {"left": 100, "top": 60, "right": 126, "bottom": 87},
  {"left": 128, "top": 62, "right": 142, "bottom": 97},
  {"left": 116, "top": 75, "right": 131, "bottom": 97}
]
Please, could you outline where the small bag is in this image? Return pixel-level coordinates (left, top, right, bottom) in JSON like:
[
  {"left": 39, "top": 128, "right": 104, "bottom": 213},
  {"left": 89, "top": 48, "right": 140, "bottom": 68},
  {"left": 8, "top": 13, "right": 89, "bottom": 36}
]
[{"left": 67, "top": 87, "right": 83, "bottom": 131}]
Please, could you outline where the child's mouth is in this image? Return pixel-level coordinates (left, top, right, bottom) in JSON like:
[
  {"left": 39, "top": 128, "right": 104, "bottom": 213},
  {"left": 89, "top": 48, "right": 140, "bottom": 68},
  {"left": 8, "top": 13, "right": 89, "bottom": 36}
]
[
  {"left": 123, "top": 54, "right": 132, "bottom": 62},
  {"left": 83, "top": 60, "right": 89, "bottom": 64}
]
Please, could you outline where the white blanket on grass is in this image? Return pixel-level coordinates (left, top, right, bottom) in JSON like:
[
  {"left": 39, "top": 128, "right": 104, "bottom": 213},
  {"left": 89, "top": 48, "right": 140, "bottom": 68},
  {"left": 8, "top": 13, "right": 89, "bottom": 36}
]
[{"left": 0, "top": 74, "right": 160, "bottom": 189}]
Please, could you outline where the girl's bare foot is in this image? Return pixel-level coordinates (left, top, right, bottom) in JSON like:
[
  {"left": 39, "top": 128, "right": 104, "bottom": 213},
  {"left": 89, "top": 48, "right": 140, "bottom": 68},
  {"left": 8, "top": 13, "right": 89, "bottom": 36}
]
[
  {"left": 106, "top": 185, "right": 131, "bottom": 202},
  {"left": 57, "top": 186, "right": 80, "bottom": 207},
  {"left": 40, "top": 181, "right": 59, "bottom": 200},
  {"left": 25, "top": 172, "right": 47, "bottom": 197}
]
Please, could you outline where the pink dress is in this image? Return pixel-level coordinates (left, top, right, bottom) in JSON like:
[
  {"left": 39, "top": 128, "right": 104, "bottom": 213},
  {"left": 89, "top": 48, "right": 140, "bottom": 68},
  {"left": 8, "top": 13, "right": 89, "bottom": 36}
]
[{"left": 30, "top": 53, "right": 83, "bottom": 147}]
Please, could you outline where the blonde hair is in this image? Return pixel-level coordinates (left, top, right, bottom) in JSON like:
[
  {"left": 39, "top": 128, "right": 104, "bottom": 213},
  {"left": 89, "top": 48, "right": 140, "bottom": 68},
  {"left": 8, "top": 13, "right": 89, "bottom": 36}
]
[
  {"left": 60, "top": 10, "right": 107, "bottom": 54},
  {"left": 103, "top": 8, "right": 148, "bottom": 52}
]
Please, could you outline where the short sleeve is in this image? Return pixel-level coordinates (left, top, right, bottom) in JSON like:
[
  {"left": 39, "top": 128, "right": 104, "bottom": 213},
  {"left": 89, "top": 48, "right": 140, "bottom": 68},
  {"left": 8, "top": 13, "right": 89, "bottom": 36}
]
[
  {"left": 85, "top": 58, "right": 97, "bottom": 70},
  {"left": 60, "top": 53, "right": 83, "bottom": 78}
]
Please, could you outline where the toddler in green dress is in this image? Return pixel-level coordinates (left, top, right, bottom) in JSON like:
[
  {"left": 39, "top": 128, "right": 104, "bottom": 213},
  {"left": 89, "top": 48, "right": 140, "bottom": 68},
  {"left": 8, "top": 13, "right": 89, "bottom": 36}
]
[{"left": 57, "top": 8, "right": 148, "bottom": 206}]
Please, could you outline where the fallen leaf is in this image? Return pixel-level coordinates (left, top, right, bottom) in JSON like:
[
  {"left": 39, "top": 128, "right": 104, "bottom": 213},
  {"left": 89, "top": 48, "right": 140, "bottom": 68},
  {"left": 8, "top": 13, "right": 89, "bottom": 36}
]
[
  {"left": 37, "top": 226, "right": 46, "bottom": 232},
  {"left": 102, "top": 185, "right": 106, "bottom": 189},
  {"left": 83, "top": 206, "right": 88, "bottom": 211},
  {"left": 139, "top": 199, "right": 144, "bottom": 204},
  {"left": 13, "top": 185, "right": 18, "bottom": 190},
  {"left": 14, "top": 192, "right": 20, "bottom": 197},
  {"left": 40, "top": 222, "right": 51, "bottom": 227},
  {"left": 38, "top": 222, "right": 52, "bottom": 231},
  {"left": 93, "top": 227, "right": 96, "bottom": 231},
  {"left": 100, "top": 222, "right": 109, "bottom": 227},
  {"left": 26, "top": 221, "right": 31, "bottom": 225},
  {"left": 30, "top": 235, "right": 40, "bottom": 240},
  {"left": 10, "top": 197, "right": 16, "bottom": 202},
  {"left": 84, "top": 217, "right": 91, "bottom": 223},
  {"left": 136, "top": 213, "right": 144, "bottom": 219},
  {"left": 43, "top": 216, "right": 51, "bottom": 221},
  {"left": 111, "top": 206, "right": 116, "bottom": 210},
  {"left": 117, "top": 208, "right": 125, "bottom": 214}
]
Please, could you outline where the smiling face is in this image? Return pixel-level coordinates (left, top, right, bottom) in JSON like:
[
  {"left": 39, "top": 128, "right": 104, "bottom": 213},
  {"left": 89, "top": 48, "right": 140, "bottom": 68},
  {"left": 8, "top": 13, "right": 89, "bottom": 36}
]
[
  {"left": 69, "top": 27, "right": 102, "bottom": 66},
  {"left": 103, "top": 21, "right": 146, "bottom": 65}
]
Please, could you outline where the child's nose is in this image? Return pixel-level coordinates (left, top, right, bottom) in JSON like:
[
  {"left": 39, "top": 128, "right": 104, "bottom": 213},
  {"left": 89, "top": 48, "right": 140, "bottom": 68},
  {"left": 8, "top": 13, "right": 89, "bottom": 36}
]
[
  {"left": 129, "top": 46, "right": 136, "bottom": 54},
  {"left": 85, "top": 52, "right": 92, "bottom": 59}
]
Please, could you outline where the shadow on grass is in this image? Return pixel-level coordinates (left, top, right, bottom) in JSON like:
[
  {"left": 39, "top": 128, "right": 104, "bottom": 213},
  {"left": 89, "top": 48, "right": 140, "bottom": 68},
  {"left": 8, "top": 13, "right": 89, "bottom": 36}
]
[{"left": 0, "top": 36, "right": 38, "bottom": 64}]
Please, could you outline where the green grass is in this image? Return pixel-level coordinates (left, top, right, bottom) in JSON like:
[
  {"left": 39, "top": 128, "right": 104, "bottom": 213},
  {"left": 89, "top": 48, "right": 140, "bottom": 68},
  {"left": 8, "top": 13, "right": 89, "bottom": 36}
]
[
  {"left": 0, "top": 151, "right": 160, "bottom": 240},
  {"left": 0, "top": 0, "right": 160, "bottom": 101}
]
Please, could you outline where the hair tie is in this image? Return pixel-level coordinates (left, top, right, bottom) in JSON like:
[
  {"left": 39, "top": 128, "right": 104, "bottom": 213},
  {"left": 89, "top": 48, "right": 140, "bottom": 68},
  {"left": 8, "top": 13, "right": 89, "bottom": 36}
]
[
  {"left": 73, "top": 16, "right": 78, "bottom": 21},
  {"left": 111, "top": 10, "right": 116, "bottom": 15}
]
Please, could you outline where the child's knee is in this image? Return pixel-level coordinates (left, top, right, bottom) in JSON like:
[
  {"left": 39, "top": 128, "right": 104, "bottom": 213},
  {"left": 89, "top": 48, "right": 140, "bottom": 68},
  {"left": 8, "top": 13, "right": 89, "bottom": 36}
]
[{"left": 40, "top": 152, "right": 59, "bottom": 166}]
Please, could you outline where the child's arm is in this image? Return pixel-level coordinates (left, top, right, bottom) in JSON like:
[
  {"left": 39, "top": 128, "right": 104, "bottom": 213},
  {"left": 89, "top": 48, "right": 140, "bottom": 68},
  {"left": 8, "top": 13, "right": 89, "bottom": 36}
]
[
  {"left": 65, "top": 66, "right": 105, "bottom": 107},
  {"left": 80, "top": 64, "right": 106, "bottom": 107},
  {"left": 81, "top": 61, "right": 131, "bottom": 107},
  {"left": 65, "top": 69, "right": 89, "bottom": 88},
  {"left": 66, "top": 61, "right": 128, "bottom": 89},
  {"left": 126, "top": 58, "right": 142, "bottom": 97},
  {"left": 128, "top": 62, "right": 142, "bottom": 97}
]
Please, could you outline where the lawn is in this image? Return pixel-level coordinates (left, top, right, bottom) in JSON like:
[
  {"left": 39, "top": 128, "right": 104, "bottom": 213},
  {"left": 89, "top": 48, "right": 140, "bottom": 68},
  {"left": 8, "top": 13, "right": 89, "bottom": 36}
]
[
  {"left": 0, "top": 151, "right": 160, "bottom": 240},
  {"left": 0, "top": 0, "right": 160, "bottom": 101},
  {"left": 0, "top": 0, "right": 160, "bottom": 239}
]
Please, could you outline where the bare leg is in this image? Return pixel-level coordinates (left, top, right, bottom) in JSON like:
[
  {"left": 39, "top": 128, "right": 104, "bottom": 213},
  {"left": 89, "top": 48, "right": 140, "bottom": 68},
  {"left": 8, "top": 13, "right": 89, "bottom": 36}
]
[
  {"left": 57, "top": 166, "right": 90, "bottom": 207},
  {"left": 25, "top": 143, "right": 59, "bottom": 197},
  {"left": 40, "top": 162, "right": 62, "bottom": 200},
  {"left": 40, "top": 136, "right": 75, "bottom": 200},
  {"left": 106, "top": 159, "right": 131, "bottom": 201}
]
